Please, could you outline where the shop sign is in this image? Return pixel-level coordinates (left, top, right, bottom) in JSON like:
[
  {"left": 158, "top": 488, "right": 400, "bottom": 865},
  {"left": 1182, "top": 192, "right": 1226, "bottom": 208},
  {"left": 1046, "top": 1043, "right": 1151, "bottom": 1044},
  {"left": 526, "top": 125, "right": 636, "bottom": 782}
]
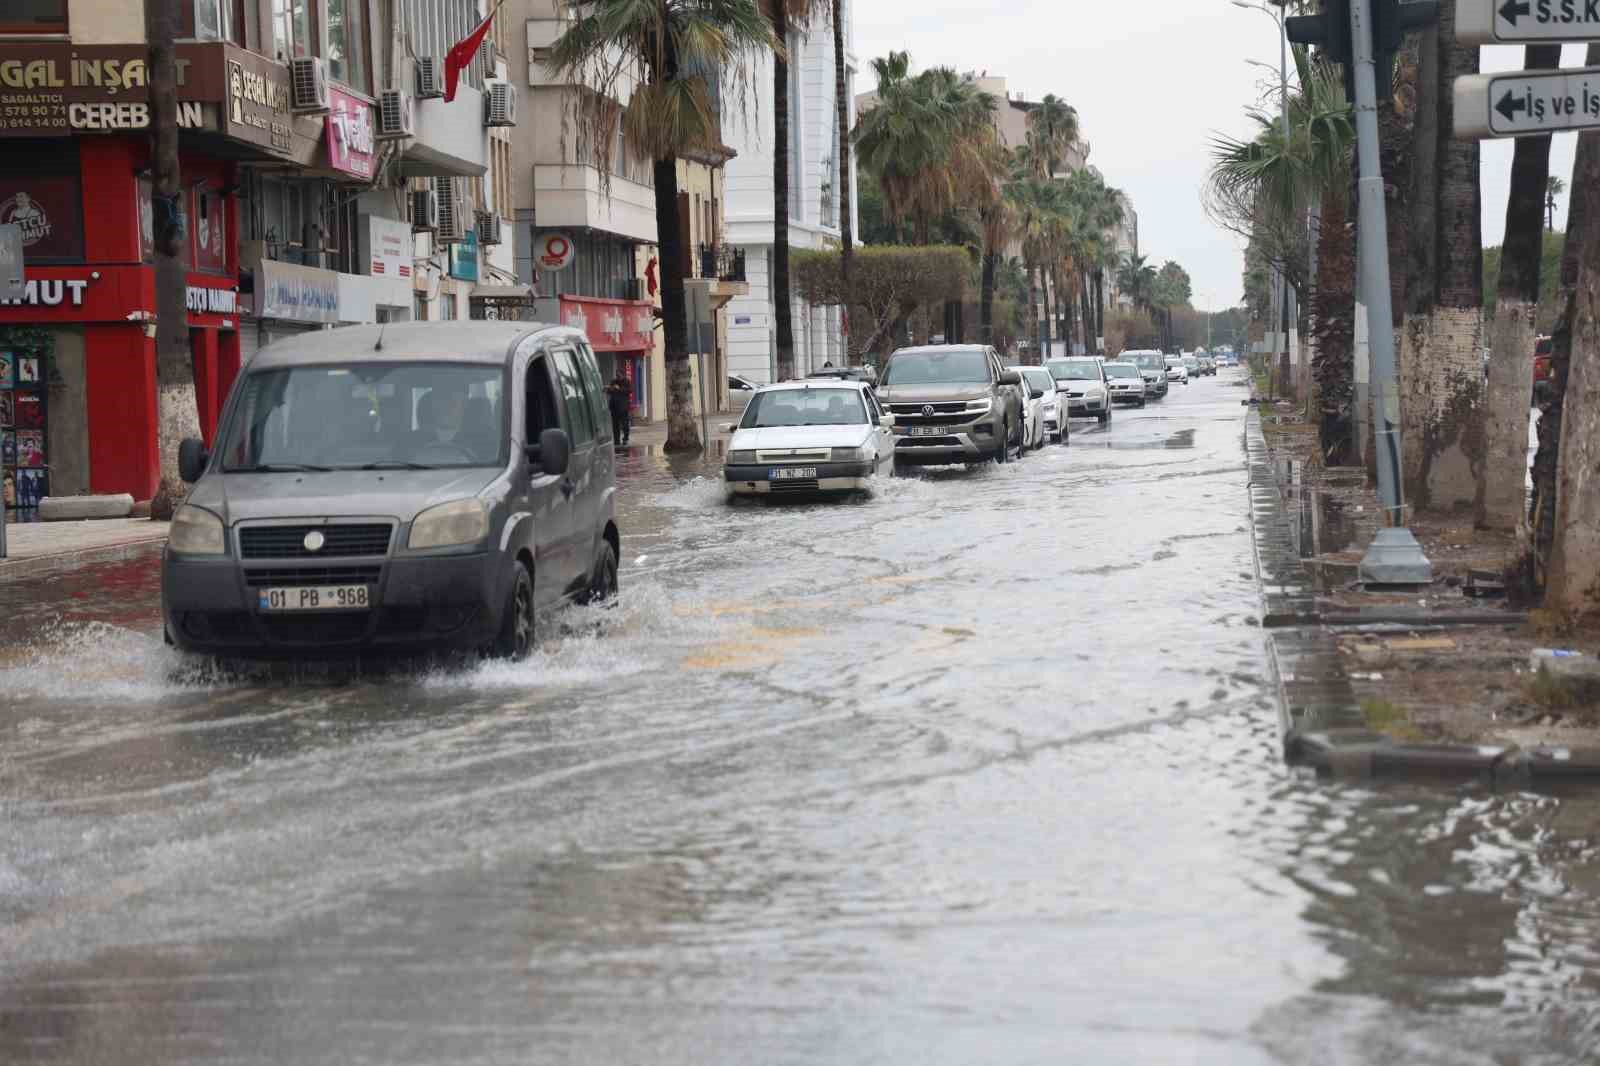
[
  {"left": 186, "top": 285, "right": 237, "bottom": 314},
  {"left": 0, "top": 44, "right": 224, "bottom": 137},
  {"left": 0, "top": 224, "right": 21, "bottom": 301},
  {"left": 366, "top": 216, "right": 412, "bottom": 278},
  {"left": 225, "top": 48, "right": 295, "bottom": 156},
  {"left": 537, "top": 232, "right": 575, "bottom": 271},
  {"left": 558, "top": 295, "right": 654, "bottom": 352},
  {"left": 258, "top": 259, "right": 340, "bottom": 323},
  {"left": 325, "top": 87, "right": 376, "bottom": 180},
  {"left": 0, "top": 276, "right": 93, "bottom": 307},
  {"left": 449, "top": 229, "right": 479, "bottom": 282}
]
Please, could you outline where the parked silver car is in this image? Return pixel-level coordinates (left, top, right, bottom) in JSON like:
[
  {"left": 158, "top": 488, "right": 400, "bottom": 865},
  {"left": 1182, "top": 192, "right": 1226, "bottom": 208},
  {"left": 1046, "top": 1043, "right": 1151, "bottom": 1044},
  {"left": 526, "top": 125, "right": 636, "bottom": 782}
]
[{"left": 162, "top": 323, "right": 620, "bottom": 660}]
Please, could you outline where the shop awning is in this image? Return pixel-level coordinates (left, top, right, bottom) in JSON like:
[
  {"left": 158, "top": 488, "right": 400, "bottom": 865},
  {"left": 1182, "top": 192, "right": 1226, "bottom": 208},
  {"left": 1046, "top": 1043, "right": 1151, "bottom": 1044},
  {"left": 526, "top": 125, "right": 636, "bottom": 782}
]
[{"left": 470, "top": 284, "right": 536, "bottom": 300}]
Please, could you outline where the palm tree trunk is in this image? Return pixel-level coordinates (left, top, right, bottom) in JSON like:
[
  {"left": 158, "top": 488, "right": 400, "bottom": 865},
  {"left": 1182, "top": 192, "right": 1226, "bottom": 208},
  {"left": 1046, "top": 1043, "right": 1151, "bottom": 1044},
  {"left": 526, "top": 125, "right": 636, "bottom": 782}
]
[
  {"left": 1030, "top": 266, "right": 1043, "bottom": 357},
  {"left": 1482, "top": 45, "right": 1562, "bottom": 531},
  {"left": 1041, "top": 269, "right": 1054, "bottom": 358},
  {"left": 1080, "top": 270, "right": 1093, "bottom": 354},
  {"left": 1312, "top": 188, "right": 1355, "bottom": 465},
  {"left": 656, "top": 155, "right": 698, "bottom": 451},
  {"left": 146, "top": 0, "right": 201, "bottom": 519},
  {"left": 1093, "top": 268, "right": 1105, "bottom": 348},
  {"left": 772, "top": 18, "right": 795, "bottom": 381},
  {"left": 1399, "top": 9, "right": 1484, "bottom": 513},
  {"left": 979, "top": 226, "right": 997, "bottom": 345},
  {"left": 833, "top": 0, "right": 853, "bottom": 361}
]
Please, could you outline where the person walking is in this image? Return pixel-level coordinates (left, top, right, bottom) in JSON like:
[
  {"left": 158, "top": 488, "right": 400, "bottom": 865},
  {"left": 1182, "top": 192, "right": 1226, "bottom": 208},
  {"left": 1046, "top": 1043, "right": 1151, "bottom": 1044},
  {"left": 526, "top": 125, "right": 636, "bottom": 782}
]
[{"left": 606, "top": 371, "right": 632, "bottom": 445}]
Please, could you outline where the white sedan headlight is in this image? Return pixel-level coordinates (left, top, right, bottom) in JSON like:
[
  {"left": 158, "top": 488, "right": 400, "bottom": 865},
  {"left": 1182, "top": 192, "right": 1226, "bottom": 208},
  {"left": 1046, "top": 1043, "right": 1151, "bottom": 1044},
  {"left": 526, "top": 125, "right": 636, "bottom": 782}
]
[
  {"left": 728, "top": 449, "right": 758, "bottom": 464},
  {"left": 830, "top": 446, "right": 867, "bottom": 462},
  {"left": 408, "top": 498, "right": 490, "bottom": 550},
  {"left": 169, "top": 505, "right": 225, "bottom": 555}
]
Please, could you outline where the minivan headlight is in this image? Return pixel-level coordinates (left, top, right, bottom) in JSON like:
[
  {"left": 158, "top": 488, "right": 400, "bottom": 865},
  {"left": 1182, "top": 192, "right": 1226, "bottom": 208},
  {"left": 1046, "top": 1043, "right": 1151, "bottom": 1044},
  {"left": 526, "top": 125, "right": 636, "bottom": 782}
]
[
  {"left": 408, "top": 498, "right": 490, "bottom": 550},
  {"left": 169, "top": 505, "right": 225, "bottom": 555}
]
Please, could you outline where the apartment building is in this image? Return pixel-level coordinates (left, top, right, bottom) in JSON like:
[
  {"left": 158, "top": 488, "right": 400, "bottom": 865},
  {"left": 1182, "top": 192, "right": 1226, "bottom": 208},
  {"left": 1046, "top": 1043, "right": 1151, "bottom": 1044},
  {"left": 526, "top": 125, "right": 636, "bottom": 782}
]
[{"left": 0, "top": 0, "right": 519, "bottom": 510}]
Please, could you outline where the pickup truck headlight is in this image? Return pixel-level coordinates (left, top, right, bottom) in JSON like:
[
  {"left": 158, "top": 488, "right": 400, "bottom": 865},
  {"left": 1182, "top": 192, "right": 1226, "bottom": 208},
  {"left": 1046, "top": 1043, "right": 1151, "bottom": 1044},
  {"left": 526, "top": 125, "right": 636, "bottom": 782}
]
[
  {"left": 830, "top": 446, "right": 867, "bottom": 462},
  {"left": 408, "top": 498, "right": 489, "bottom": 550},
  {"left": 964, "top": 398, "right": 993, "bottom": 414},
  {"left": 727, "top": 449, "right": 758, "bottom": 464},
  {"left": 169, "top": 505, "right": 225, "bottom": 555}
]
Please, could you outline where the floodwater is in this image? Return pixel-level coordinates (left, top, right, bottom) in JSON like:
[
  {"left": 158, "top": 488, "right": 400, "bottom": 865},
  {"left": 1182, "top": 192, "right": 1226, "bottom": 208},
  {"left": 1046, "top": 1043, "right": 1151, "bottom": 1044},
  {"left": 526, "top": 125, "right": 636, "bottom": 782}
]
[{"left": 3, "top": 371, "right": 1599, "bottom": 1064}]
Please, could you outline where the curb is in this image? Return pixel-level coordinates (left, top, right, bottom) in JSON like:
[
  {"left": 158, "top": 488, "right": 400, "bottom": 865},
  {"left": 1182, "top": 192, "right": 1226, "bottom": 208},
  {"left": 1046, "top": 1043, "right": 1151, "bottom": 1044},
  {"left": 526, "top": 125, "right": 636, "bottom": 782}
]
[
  {"left": 0, "top": 533, "right": 166, "bottom": 578},
  {"left": 1243, "top": 411, "right": 1600, "bottom": 785}
]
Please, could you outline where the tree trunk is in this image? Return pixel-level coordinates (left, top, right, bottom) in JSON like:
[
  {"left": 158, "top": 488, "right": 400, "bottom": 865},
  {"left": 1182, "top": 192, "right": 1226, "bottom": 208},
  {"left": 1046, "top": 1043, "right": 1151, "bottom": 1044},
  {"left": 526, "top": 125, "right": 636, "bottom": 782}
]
[
  {"left": 1313, "top": 188, "right": 1356, "bottom": 465},
  {"left": 772, "top": 20, "right": 795, "bottom": 382},
  {"left": 979, "top": 230, "right": 997, "bottom": 345},
  {"left": 1080, "top": 270, "right": 1094, "bottom": 354},
  {"left": 1029, "top": 266, "right": 1043, "bottom": 357},
  {"left": 832, "top": 0, "right": 852, "bottom": 360},
  {"left": 1482, "top": 46, "right": 1562, "bottom": 531},
  {"left": 1546, "top": 124, "right": 1600, "bottom": 619},
  {"left": 655, "top": 153, "right": 699, "bottom": 452},
  {"left": 1040, "top": 268, "right": 1053, "bottom": 358},
  {"left": 146, "top": 0, "right": 200, "bottom": 520},
  {"left": 1093, "top": 268, "right": 1105, "bottom": 348},
  {"left": 1399, "top": 11, "right": 1484, "bottom": 514}
]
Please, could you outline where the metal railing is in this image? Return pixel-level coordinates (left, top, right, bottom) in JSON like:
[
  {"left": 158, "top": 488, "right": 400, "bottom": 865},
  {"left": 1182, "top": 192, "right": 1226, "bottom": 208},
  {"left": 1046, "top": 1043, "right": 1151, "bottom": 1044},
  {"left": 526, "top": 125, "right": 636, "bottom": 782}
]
[{"left": 696, "top": 244, "right": 746, "bottom": 283}]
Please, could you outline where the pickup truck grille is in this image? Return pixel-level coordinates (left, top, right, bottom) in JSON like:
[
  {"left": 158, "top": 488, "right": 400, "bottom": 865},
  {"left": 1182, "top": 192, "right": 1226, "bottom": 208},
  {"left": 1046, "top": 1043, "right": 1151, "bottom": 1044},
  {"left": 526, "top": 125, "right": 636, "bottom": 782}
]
[{"left": 886, "top": 401, "right": 968, "bottom": 416}]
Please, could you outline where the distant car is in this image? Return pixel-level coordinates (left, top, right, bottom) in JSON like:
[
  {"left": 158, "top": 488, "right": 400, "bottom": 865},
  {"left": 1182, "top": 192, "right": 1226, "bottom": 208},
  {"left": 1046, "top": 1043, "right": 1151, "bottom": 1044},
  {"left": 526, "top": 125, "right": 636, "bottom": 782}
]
[
  {"left": 723, "top": 380, "right": 897, "bottom": 497},
  {"left": 1534, "top": 335, "right": 1554, "bottom": 403},
  {"left": 730, "top": 374, "right": 760, "bottom": 393},
  {"left": 1123, "top": 350, "right": 1170, "bottom": 399},
  {"left": 1103, "top": 362, "right": 1148, "bottom": 407},
  {"left": 1046, "top": 357, "right": 1113, "bottom": 424},
  {"left": 1012, "top": 365, "right": 1065, "bottom": 449},
  {"left": 1165, "top": 356, "right": 1189, "bottom": 385},
  {"left": 1196, "top": 357, "right": 1215, "bottom": 376},
  {"left": 1183, "top": 356, "right": 1202, "bottom": 379}
]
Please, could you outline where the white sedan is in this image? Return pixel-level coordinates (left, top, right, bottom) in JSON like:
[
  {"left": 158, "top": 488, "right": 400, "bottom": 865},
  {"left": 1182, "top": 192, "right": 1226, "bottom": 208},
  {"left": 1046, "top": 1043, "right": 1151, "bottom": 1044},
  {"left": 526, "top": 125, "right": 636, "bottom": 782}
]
[
  {"left": 1012, "top": 364, "right": 1067, "bottom": 447},
  {"left": 723, "top": 380, "right": 897, "bottom": 497}
]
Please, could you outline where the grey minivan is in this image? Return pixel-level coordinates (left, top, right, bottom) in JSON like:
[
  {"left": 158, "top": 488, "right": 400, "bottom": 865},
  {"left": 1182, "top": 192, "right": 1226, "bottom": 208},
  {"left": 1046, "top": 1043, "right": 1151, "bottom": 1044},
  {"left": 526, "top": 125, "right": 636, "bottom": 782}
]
[{"left": 162, "top": 322, "right": 619, "bottom": 660}]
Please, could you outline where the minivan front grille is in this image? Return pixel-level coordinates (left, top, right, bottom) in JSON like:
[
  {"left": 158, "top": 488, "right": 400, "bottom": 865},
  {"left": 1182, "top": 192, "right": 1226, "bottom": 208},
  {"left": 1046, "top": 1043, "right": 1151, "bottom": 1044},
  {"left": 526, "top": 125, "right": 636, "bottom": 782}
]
[
  {"left": 239, "top": 524, "right": 393, "bottom": 559},
  {"left": 244, "top": 565, "right": 383, "bottom": 588}
]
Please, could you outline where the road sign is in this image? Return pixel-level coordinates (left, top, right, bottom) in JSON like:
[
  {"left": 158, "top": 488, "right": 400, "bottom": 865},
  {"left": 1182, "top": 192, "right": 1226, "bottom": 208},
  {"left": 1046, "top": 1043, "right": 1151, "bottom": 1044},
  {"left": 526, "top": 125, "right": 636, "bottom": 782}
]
[
  {"left": 0, "top": 223, "right": 21, "bottom": 301},
  {"left": 1457, "top": 0, "right": 1600, "bottom": 46},
  {"left": 1454, "top": 65, "right": 1600, "bottom": 138}
]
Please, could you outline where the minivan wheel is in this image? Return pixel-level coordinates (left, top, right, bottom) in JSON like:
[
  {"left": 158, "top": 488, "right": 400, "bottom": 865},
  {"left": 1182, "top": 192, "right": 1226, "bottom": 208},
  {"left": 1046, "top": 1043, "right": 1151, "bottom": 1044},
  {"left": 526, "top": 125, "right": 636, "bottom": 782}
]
[
  {"left": 493, "top": 564, "right": 536, "bottom": 660},
  {"left": 582, "top": 541, "right": 619, "bottom": 605}
]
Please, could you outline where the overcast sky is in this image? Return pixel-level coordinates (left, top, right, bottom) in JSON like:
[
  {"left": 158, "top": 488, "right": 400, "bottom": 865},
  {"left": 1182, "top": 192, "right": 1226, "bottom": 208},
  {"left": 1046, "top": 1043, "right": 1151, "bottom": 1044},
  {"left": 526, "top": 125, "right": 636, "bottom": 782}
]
[{"left": 852, "top": 0, "right": 1586, "bottom": 311}]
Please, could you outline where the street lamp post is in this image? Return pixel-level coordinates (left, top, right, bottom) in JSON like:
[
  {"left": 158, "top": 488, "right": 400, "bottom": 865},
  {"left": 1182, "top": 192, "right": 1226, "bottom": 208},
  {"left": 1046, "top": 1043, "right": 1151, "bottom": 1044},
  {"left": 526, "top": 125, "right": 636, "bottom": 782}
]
[{"left": 1233, "top": 0, "right": 1292, "bottom": 400}]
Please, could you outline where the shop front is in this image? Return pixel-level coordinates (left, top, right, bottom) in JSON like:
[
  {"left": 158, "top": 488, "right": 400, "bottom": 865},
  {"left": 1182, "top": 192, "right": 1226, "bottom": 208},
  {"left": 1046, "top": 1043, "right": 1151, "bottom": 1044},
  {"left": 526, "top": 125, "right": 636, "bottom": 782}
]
[{"left": 558, "top": 295, "right": 656, "bottom": 417}]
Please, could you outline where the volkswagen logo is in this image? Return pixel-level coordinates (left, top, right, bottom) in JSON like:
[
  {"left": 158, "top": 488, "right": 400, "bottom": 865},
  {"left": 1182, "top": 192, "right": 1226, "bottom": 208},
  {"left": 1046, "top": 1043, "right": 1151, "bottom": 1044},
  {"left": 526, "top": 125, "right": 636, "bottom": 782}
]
[
  {"left": 921, "top": 404, "right": 935, "bottom": 417},
  {"left": 303, "top": 530, "right": 326, "bottom": 553}
]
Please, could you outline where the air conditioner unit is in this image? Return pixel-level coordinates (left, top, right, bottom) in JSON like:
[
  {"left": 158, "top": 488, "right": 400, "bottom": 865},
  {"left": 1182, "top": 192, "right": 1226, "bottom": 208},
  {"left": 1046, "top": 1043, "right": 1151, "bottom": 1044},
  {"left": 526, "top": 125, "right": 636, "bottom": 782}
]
[
  {"left": 377, "top": 90, "right": 415, "bottom": 139},
  {"left": 485, "top": 81, "right": 517, "bottom": 127},
  {"left": 289, "top": 56, "right": 331, "bottom": 113},
  {"left": 434, "top": 177, "right": 462, "bottom": 240},
  {"left": 411, "top": 188, "right": 438, "bottom": 231},
  {"left": 416, "top": 56, "right": 443, "bottom": 100},
  {"left": 475, "top": 210, "right": 502, "bottom": 246}
]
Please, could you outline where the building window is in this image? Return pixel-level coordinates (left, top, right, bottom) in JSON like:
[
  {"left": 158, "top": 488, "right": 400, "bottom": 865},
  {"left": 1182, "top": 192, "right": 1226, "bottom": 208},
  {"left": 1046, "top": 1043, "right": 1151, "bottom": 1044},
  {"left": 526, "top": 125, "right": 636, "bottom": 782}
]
[
  {"left": 414, "top": 293, "right": 429, "bottom": 321},
  {"left": 272, "top": 0, "right": 314, "bottom": 61},
  {"left": 440, "top": 292, "right": 457, "bottom": 320},
  {"left": 326, "top": 0, "right": 368, "bottom": 90},
  {"left": 0, "top": 1, "right": 66, "bottom": 32}
]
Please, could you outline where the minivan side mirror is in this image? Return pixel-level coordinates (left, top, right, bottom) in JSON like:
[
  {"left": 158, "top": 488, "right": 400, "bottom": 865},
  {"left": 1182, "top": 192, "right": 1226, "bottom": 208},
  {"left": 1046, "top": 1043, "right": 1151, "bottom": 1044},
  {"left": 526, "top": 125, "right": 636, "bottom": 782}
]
[
  {"left": 998, "top": 370, "right": 1022, "bottom": 386},
  {"left": 178, "top": 437, "right": 210, "bottom": 483},
  {"left": 536, "top": 428, "right": 571, "bottom": 477}
]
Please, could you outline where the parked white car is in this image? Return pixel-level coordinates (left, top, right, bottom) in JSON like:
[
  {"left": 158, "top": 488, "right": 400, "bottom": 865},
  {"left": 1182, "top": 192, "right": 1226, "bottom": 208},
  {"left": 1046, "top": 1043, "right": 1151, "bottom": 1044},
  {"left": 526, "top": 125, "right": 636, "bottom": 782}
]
[
  {"left": 1165, "top": 356, "right": 1189, "bottom": 385},
  {"left": 1103, "top": 362, "right": 1148, "bottom": 407},
  {"left": 1046, "top": 357, "right": 1114, "bottom": 424},
  {"left": 1011, "top": 365, "right": 1066, "bottom": 449},
  {"left": 723, "top": 380, "right": 896, "bottom": 497}
]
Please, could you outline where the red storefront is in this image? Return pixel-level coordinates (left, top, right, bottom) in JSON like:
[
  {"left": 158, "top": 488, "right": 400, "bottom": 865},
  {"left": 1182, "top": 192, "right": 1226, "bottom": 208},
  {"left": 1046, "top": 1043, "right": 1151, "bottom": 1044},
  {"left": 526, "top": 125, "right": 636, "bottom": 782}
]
[
  {"left": 0, "top": 41, "right": 355, "bottom": 506},
  {"left": 558, "top": 295, "right": 656, "bottom": 411}
]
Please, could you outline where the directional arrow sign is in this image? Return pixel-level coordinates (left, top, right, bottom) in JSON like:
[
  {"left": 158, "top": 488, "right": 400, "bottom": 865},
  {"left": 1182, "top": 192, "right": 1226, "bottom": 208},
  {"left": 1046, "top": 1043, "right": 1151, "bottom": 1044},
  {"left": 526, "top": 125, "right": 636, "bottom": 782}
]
[
  {"left": 1458, "top": 0, "right": 1600, "bottom": 45},
  {"left": 1455, "top": 65, "right": 1600, "bottom": 138}
]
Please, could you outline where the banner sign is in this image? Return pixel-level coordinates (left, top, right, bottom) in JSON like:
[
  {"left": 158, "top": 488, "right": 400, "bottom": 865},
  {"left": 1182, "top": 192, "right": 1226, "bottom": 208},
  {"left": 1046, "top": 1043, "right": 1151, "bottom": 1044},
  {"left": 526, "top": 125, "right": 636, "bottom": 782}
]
[
  {"left": 365, "top": 215, "right": 412, "bottom": 278},
  {"left": 324, "top": 87, "right": 376, "bottom": 179},
  {"left": 259, "top": 259, "right": 340, "bottom": 323},
  {"left": 559, "top": 295, "right": 655, "bottom": 352}
]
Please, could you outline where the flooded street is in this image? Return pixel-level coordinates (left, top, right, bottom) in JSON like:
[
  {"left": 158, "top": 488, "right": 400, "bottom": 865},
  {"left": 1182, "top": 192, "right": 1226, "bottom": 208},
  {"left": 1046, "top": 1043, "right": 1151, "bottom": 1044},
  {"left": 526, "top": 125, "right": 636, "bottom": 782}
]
[{"left": 4, "top": 370, "right": 1600, "bottom": 1064}]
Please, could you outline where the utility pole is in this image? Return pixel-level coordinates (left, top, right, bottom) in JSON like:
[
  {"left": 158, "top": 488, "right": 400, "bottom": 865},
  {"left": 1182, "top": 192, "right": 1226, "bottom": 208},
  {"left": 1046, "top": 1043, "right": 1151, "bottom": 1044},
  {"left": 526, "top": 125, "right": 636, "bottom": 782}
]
[{"left": 1347, "top": 0, "right": 1432, "bottom": 583}]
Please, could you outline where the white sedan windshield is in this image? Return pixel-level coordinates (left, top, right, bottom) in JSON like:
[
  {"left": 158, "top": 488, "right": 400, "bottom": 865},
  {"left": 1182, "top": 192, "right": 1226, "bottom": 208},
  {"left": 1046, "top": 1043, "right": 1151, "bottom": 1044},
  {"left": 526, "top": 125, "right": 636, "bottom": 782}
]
[{"left": 742, "top": 389, "right": 868, "bottom": 428}]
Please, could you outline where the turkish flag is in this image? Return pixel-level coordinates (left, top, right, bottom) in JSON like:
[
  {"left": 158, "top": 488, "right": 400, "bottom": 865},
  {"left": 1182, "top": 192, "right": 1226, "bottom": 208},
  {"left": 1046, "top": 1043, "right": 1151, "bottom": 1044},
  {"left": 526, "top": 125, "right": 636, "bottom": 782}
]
[{"left": 444, "top": 4, "right": 499, "bottom": 103}]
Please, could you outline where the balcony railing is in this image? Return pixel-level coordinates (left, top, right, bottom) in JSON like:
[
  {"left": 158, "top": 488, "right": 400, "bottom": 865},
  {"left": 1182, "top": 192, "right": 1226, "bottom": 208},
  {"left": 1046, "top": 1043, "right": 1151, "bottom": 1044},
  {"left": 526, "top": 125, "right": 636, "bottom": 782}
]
[{"left": 696, "top": 244, "right": 746, "bottom": 283}]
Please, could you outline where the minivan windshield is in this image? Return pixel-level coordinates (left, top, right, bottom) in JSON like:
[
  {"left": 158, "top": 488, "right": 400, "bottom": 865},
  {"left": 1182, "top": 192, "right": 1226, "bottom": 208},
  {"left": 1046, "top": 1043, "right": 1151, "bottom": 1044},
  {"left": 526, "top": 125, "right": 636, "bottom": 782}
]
[
  {"left": 219, "top": 362, "right": 507, "bottom": 472},
  {"left": 741, "top": 387, "right": 868, "bottom": 427},
  {"left": 882, "top": 350, "right": 990, "bottom": 385},
  {"left": 1046, "top": 360, "right": 1099, "bottom": 381}
]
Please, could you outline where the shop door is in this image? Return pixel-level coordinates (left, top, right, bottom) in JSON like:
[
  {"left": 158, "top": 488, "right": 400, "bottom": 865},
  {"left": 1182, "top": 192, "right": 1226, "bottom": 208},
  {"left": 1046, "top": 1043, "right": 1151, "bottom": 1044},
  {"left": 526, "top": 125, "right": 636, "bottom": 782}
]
[{"left": 1, "top": 350, "right": 49, "bottom": 512}]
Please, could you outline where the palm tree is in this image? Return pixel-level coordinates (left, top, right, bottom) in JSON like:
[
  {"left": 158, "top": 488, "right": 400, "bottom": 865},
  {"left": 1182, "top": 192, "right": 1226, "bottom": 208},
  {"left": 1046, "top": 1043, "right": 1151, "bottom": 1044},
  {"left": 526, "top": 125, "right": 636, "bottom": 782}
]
[
  {"left": 771, "top": 0, "right": 826, "bottom": 382},
  {"left": 1117, "top": 253, "right": 1157, "bottom": 319},
  {"left": 552, "top": 0, "right": 779, "bottom": 452},
  {"left": 831, "top": 0, "right": 853, "bottom": 358},
  {"left": 1210, "top": 46, "right": 1354, "bottom": 459},
  {"left": 1482, "top": 45, "right": 1562, "bottom": 531},
  {"left": 1547, "top": 174, "right": 1566, "bottom": 231},
  {"left": 1025, "top": 94, "right": 1078, "bottom": 179}
]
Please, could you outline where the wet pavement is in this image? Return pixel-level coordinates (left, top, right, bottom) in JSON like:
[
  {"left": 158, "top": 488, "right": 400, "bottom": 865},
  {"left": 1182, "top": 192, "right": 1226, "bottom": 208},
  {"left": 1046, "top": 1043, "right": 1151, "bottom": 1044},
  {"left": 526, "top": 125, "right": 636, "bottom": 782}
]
[{"left": 4, "top": 370, "right": 1600, "bottom": 1064}]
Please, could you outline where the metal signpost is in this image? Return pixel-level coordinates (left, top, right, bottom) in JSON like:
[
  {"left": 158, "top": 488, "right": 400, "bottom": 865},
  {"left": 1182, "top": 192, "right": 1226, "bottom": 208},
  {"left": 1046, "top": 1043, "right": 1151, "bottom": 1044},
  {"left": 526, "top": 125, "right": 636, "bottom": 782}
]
[
  {"left": 1454, "top": 65, "right": 1600, "bottom": 138},
  {"left": 1457, "top": 0, "right": 1600, "bottom": 44},
  {"left": 0, "top": 222, "right": 21, "bottom": 559}
]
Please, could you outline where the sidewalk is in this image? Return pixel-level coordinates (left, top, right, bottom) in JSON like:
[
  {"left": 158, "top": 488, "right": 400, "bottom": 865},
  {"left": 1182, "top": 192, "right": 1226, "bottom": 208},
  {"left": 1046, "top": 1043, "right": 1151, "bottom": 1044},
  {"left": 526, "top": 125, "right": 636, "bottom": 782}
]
[
  {"left": 0, "top": 517, "right": 168, "bottom": 573},
  {"left": 1247, "top": 400, "right": 1600, "bottom": 784}
]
